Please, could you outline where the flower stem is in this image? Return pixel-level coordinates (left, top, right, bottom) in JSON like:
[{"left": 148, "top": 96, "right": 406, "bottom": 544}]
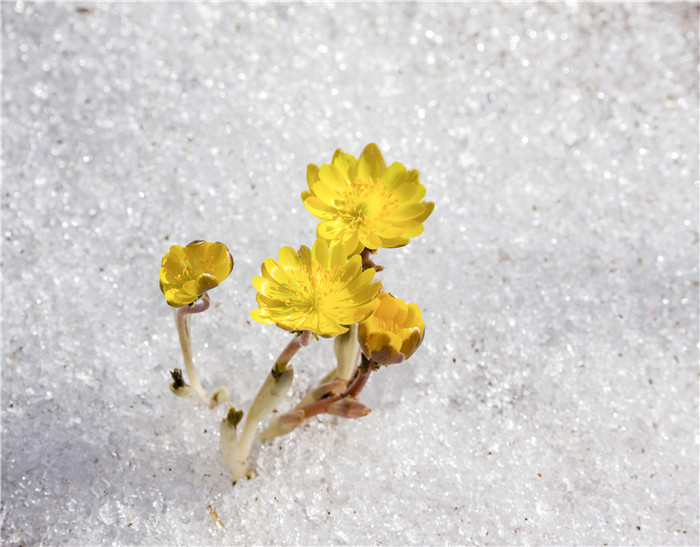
[
  {"left": 334, "top": 323, "right": 360, "bottom": 381},
  {"left": 292, "top": 326, "right": 361, "bottom": 411},
  {"left": 297, "top": 357, "right": 373, "bottom": 420},
  {"left": 261, "top": 354, "right": 373, "bottom": 439},
  {"left": 228, "top": 330, "right": 312, "bottom": 483},
  {"left": 174, "top": 294, "right": 215, "bottom": 408},
  {"left": 360, "top": 248, "right": 383, "bottom": 272},
  {"left": 272, "top": 329, "right": 313, "bottom": 376}
]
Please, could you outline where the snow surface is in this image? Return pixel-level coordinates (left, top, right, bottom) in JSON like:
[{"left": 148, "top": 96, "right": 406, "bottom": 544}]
[{"left": 2, "top": 2, "right": 698, "bottom": 545}]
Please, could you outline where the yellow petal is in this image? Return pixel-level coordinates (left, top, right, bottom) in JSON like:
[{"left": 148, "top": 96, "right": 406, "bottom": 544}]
[
  {"left": 377, "top": 293, "right": 398, "bottom": 317},
  {"left": 383, "top": 162, "right": 407, "bottom": 188},
  {"left": 159, "top": 266, "right": 178, "bottom": 285},
  {"left": 278, "top": 246, "right": 302, "bottom": 269},
  {"left": 316, "top": 316, "right": 348, "bottom": 337},
  {"left": 344, "top": 267, "right": 376, "bottom": 293},
  {"left": 329, "top": 241, "right": 347, "bottom": 269},
  {"left": 182, "top": 279, "right": 199, "bottom": 296},
  {"left": 375, "top": 225, "right": 405, "bottom": 239},
  {"left": 339, "top": 254, "right": 362, "bottom": 283},
  {"left": 298, "top": 245, "right": 312, "bottom": 270},
  {"left": 164, "top": 288, "right": 192, "bottom": 307},
  {"left": 416, "top": 201, "right": 435, "bottom": 223},
  {"left": 393, "top": 203, "right": 428, "bottom": 221},
  {"left": 405, "top": 303, "right": 423, "bottom": 329},
  {"left": 401, "top": 326, "right": 425, "bottom": 359},
  {"left": 331, "top": 148, "right": 346, "bottom": 162},
  {"left": 318, "top": 220, "right": 345, "bottom": 240},
  {"left": 264, "top": 257, "right": 288, "bottom": 284},
  {"left": 309, "top": 174, "right": 340, "bottom": 203},
  {"left": 318, "top": 163, "right": 351, "bottom": 192},
  {"left": 306, "top": 163, "right": 320, "bottom": 185},
  {"left": 257, "top": 293, "right": 286, "bottom": 308},
  {"left": 347, "top": 280, "right": 382, "bottom": 307},
  {"left": 331, "top": 150, "right": 358, "bottom": 179},
  {"left": 392, "top": 181, "right": 423, "bottom": 204},
  {"left": 393, "top": 298, "right": 409, "bottom": 326},
  {"left": 211, "top": 253, "right": 234, "bottom": 281},
  {"left": 250, "top": 308, "right": 274, "bottom": 324},
  {"left": 345, "top": 236, "right": 364, "bottom": 256},
  {"left": 252, "top": 275, "right": 267, "bottom": 293},
  {"left": 360, "top": 231, "right": 383, "bottom": 250},
  {"left": 358, "top": 143, "right": 386, "bottom": 178},
  {"left": 167, "top": 245, "right": 187, "bottom": 263},
  {"left": 379, "top": 236, "right": 410, "bottom": 248},
  {"left": 195, "top": 273, "right": 219, "bottom": 295},
  {"left": 312, "top": 239, "right": 330, "bottom": 270},
  {"left": 364, "top": 331, "right": 403, "bottom": 364},
  {"left": 407, "top": 222, "right": 428, "bottom": 237},
  {"left": 302, "top": 194, "right": 335, "bottom": 217}
]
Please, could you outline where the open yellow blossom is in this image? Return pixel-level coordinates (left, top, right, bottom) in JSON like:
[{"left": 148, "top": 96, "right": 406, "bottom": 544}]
[
  {"left": 358, "top": 293, "right": 425, "bottom": 365},
  {"left": 159, "top": 240, "right": 233, "bottom": 307},
  {"left": 251, "top": 240, "right": 381, "bottom": 337},
  {"left": 301, "top": 143, "right": 434, "bottom": 256}
]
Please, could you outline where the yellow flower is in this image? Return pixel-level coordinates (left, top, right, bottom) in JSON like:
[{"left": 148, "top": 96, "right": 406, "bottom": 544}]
[
  {"left": 251, "top": 240, "right": 381, "bottom": 337},
  {"left": 159, "top": 240, "right": 233, "bottom": 307},
  {"left": 301, "top": 143, "right": 434, "bottom": 256},
  {"left": 358, "top": 293, "right": 425, "bottom": 365}
]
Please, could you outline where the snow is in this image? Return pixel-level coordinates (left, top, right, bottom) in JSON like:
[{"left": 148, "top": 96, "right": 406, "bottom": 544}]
[{"left": 2, "top": 2, "right": 698, "bottom": 545}]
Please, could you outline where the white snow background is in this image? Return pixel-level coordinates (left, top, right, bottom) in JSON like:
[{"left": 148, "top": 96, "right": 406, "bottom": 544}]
[{"left": 2, "top": 2, "right": 698, "bottom": 545}]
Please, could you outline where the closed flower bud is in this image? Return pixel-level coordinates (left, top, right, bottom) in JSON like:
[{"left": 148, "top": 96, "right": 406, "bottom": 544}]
[
  {"left": 358, "top": 293, "right": 425, "bottom": 365},
  {"left": 326, "top": 397, "right": 371, "bottom": 419}
]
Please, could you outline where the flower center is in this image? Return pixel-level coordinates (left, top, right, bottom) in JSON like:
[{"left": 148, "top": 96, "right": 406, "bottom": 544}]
[
  {"left": 286, "top": 264, "right": 342, "bottom": 316},
  {"left": 336, "top": 176, "right": 398, "bottom": 233}
]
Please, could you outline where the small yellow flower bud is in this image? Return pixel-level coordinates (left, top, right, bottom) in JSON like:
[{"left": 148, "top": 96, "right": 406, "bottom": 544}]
[
  {"left": 159, "top": 240, "right": 233, "bottom": 307},
  {"left": 358, "top": 293, "right": 425, "bottom": 365}
]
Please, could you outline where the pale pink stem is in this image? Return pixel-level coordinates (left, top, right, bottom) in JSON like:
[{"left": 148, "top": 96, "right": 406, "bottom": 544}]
[
  {"left": 299, "top": 362, "right": 372, "bottom": 419},
  {"left": 174, "top": 293, "right": 213, "bottom": 407},
  {"left": 272, "top": 330, "right": 313, "bottom": 376},
  {"left": 233, "top": 330, "right": 313, "bottom": 481}
]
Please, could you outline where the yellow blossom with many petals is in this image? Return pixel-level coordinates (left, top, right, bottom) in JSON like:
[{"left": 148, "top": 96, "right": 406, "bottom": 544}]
[
  {"left": 251, "top": 240, "right": 381, "bottom": 337},
  {"left": 301, "top": 143, "right": 434, "bottom": 256},
  {"left": 159, "top": 240, "right": 233, "bottom": 307},
  {"left": 358, "top": 293, "right": 425, "bottom": 365}
]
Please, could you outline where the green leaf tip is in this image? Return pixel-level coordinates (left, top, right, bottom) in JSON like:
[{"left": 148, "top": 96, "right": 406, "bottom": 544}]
[{"left": 225, "top": 407, "right": 244, "bottom": 428}]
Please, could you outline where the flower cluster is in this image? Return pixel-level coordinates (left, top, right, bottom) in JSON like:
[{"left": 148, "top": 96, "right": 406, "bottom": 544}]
[{"left": 158, "top": 143, "right": 432, "bottom": 484}]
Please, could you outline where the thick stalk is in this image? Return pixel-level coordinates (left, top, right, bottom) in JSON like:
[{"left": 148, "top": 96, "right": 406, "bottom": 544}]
[
  {"left": 229, "top": 330, "right": 312, "bottom": 483},
  {"left": 334, "top": 324, "right": 360, "bottom": 381},
  {"left": 262, "top": 354, "right": 372, "bottom": 439},
  {"left": 293, "top": 326, "right": 361, "bottom": 410}
]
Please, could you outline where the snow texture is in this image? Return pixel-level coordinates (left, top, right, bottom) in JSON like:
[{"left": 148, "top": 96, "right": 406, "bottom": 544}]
[{"left": 2, "top": 2, "right": 698, "bottom": 545}]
